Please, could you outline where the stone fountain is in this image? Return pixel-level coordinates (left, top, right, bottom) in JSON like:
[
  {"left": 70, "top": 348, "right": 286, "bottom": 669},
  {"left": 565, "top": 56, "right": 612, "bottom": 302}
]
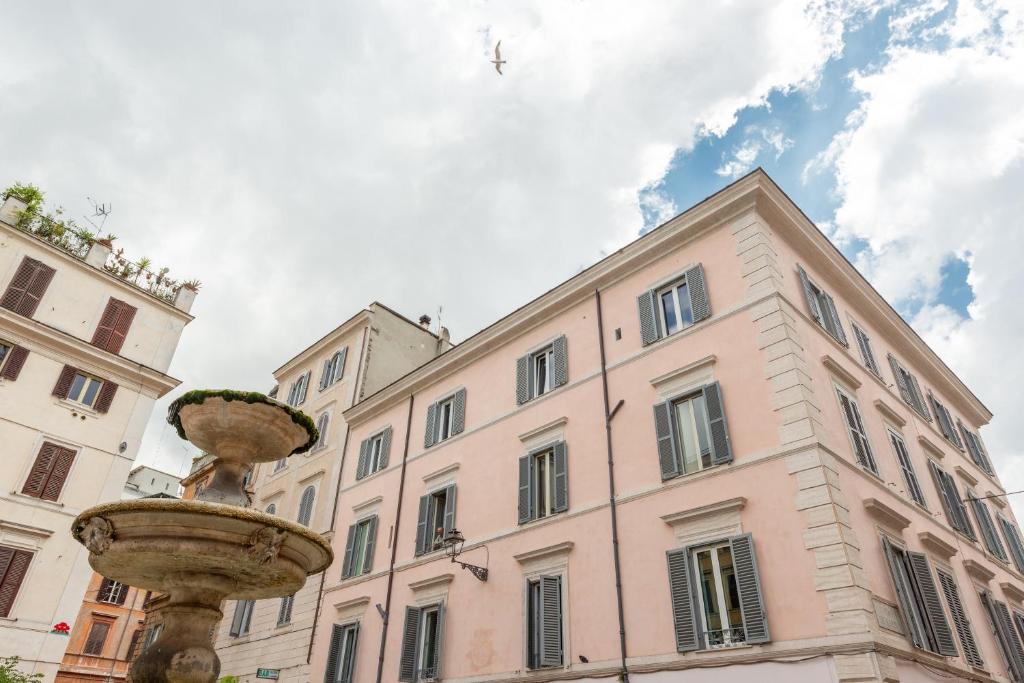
[{"left": 71, "top": 391, "right": 333, "bottom": 683}]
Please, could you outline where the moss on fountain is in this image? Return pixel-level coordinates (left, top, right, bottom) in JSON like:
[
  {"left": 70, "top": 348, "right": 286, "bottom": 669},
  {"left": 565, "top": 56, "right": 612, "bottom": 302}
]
[{"left": 167, "top": 390, "right": 318, "bottom": 455}]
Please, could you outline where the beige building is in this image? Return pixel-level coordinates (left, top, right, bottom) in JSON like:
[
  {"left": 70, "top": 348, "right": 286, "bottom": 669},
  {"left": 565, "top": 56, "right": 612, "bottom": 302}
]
[
  {"left": 212, "top": 303, "right": 448, "bottom": 683},
  {"left": 0, "top": 192, "right": 195, "bottom": 681}
]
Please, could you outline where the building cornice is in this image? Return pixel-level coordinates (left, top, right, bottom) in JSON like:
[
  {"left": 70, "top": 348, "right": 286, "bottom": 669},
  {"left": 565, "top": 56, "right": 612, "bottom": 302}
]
[
  {"left": 274, "top": 310, "right": 371, "bottom": 379},
  {"left": 0, "top": 220, "right": 194, "bottom": 321},
  {"left": 0, "top": 308, "right": 180, "bottom": 398}
]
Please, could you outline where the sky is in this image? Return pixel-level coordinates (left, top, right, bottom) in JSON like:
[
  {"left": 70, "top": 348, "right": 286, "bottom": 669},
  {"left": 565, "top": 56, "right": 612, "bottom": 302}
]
[{"left": 0, "top": 1, "right": 1021, "bottom": 512}]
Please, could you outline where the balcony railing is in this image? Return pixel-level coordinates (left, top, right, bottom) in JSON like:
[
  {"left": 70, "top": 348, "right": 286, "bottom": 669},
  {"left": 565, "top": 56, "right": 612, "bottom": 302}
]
[{"left": 705, "top": 626, "right": 746, "bottom": 648}]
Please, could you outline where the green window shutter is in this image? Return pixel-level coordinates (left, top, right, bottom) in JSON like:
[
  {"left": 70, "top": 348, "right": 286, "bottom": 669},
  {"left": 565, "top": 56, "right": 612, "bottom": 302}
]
[
  {"left": 424, "top": 402, "right": 438, "bottom": 448},
  {"left": 518, "top": 455, "right": 533, "bottom": 524},
  {"left": 797, "top": 265, "right": 823, "bottom": 324},
  {"left": 324, "top": 623, "right": 344, "bottom": 683},
  {"left": 337, "top": 347, "right": 348, "bottom": 381},
  {"left": 888, "top": 354, "right": 915, "bottom": 407},
  {"left": 340, "top": 623, "right": 358, "bottom": 683},
  {"left": 539, "top": 576, "right": 563, "bottom": 667},
  {"left": 452, "top": 389, "right": 466, "bottom": 435},
  {"left": 551, "top": 335, "right": 568, "bottom": 388},
  {"left": 516, "top": 355, "right": 531, "bottom": 405},
  {"left": 989, "top": 596, "right": 1024, "bottom": 682},
  {"left": 928, "top": 461, "right": 961, "bottom": 535},
  {"left": 702, "top": 382, "right": 733, "bottom": 465},
  {"left": 730, "top": 534, "right": 769, "bottom": 644},
  {"left": 319, "top": 358, "right": 331, "bottom": 390},
  {"left": 415, "top": 495, "right": 430, "bottom": 556},
  {"left": 999, "top": 515, "right": 1024, "bottom": 574},
  {"left": 552, "top": 442, "right": 568, "bottom": 513},
  {"left": 341, "top": 524, "right": 357, "bottom": 579},
  {"left": 936, "top": 568, "right": 984, "bottom": 668},
  {"left": 432, "top": 603, "right": 446, "bottom": 679},
  {"left": 398, "top": 606, "right": 421, "bottom": 682},
  {"left": 969, "top": 495, "right": 1008, "bottom": 561},
  {"left": 685, "top": 264, "right": 711, "bottom": 322},
  {"left": 442, "top": 486, "right": 457, "bottom": 536},
  {"left": 637, "top": 290, "right": 660, "bottom": 345},
  {"left": 837, "top": 391, "right": 877, "bottom": 474},
  {"left": 907, "top": 373, "right": 931, "bottom": 421},
  {"left": 881, "top": 537, "right": 928, "bottom": 649},
  {"left": 356, "top": 439, "right": 369, "bottom": 480},
  {"left": 379, "top": 427, "right": 393, "bottom": 468},
  {"left": 665, "top": 548, "right": 700, "bottom": 652},
  {"left": 363, "top": 517, "right": 378, "bottom": 574},
  {"left": 853, "top": 324, "right": 880, "bottom": 376},
  {"left": 229, "top": 600, "right": 247, "bottom": 637},
  {"left": 906, "top": 551, "right": 958, "bottom": 656},
  {"left": 653, "top": 401, "right": 680, "bottom": 480},
  {"left": 821, "top": 291, "right": 848, "bottom": 346}
]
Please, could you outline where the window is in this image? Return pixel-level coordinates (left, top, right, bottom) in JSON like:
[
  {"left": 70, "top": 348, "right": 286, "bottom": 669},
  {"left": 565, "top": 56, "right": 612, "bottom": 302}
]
[
  {"left": 68, "top": 372, "right": 104, "bottom": 407},
  {"left": 527, "top": 576, "right": 563, "bottom": 669},
  {"left": 653, "top": 382, "right": 732, "bottom": 481},
  {"left": 265, "top": 503, "right": 277, "bottom": 515},
  {"left": 242, "top": 467, "right": 253, "bottom": 490},
  {"left": 98, "top": 578, "right": 128, "bottom": 605},
  {"left": 880, "top": 537, "right": 957, "bottom": 656},
  {"left": 797, "top": 265, "right": 848, "bottom": 346},
  {"left": 83, "top": 621, "right": 110, "bottom": 656},
  {"left": 52, "top": 365, "right": 118, "bottom": 413},
  {"left": 928, "top": 392, "right": 963, "bottom": 450},
  {"left": 935, "top": 568, "right": 984, "bottom": 668},
  {"left": 999, "top": 515, "right": 1024, "bottom": 574},
  {"left": 325, "top": 622, "right": 359, "bottom": 683},
  {"left": 836, "top": 388, "right": 878, "bottom": 475},
  {"left": 928, "top": 461, "right": 976, "bottom": 539},
  {"left": 0, "top": 341, "right": 28, "bottom": 381},
  {"left": 286, "top": 371, "right": 311, "bottom": 406},
  {"left": 518, "top": 443, "right": 567, "bottom": 524},
  {"left": 142, "top": 624, "right": 163, "bottom": 652},
  {"left": 91, "top": 298, "right": 137, "bottom": 354},
  {"left": 297, "top": 486, "right": 316, "bottom": 526},
  {"left": 273, "top": 458, "right": 287, "bottom": 473},
  {"left": 229, "top": 599, "right": 255, "bottom": 637},
  {"left": 416, "top": 486, "right": 456, "bottom": 556},
  {"left": 888, "top": 430, "right": 927, "bottom": 508},
  {"left": 277, "top": 594, "right": 294, "bottom": 626},
  {"left": 320, "top": 348, "right": 348, "bottom": 390},
  {"left": 638, "top": 264, "right": 710, "bottom": 345},
  {"left": 1, "top": 256, "right": 55, "bottom": 318},
  {"left": 356, "top": 428, "right": 392, "bottom": 480},
  {"left": 398, "top": 603, "right": 445, "bottom": 681},
  {"left": 852, "top": 323, "right": 881, "bottom": 376},
  {"left": 0, "top": 546, "right": 32, "bottom": 618},
  {"left": 968, "top": 493, "right": 1009, "bottom": 562},
  {"left": 313, "top": 412, "right": 330, "bottom": 451},
  {"left": 22, "top": 441, "right": 77, "bottom": 501},
  {"left": 666, "top": 533, "right": 769, "bottom": 652},
  {"left": 887, "top": 355, "right": 931, "bottom": 421},
  {"left": 958, "top": 420, "right": 994, "bottom": 475},
  {"left": 342, "top": 516, "right": 378, "bottom": 578},
  {"left": 980, "top": 590, "right": 1024, "bottom": 681},
  {"left": 424, "top": 389, "right": 466, "bottom": 448},
  {"left": 516, "top": 337, "right": 568, "bottom": 404}
]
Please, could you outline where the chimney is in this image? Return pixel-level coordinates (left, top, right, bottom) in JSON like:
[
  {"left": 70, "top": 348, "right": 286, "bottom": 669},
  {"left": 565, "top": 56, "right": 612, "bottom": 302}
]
[
  {"left": 437, "top": 326, "right": 451, "bottom": 352},
  {"left": 418, "top": 314, "right": 432, "bottom": 328}
]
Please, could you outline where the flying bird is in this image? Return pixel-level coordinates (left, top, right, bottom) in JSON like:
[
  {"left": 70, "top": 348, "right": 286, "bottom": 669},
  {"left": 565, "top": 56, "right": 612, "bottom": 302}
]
[{"left": 491, "top": 40, "right": 506, "bottom": 75}]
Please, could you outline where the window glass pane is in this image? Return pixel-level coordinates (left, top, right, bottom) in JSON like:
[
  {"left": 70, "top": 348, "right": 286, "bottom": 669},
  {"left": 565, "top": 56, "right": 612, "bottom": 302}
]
[
  {"left": 83, "top": 378, "right": 101, "bottom": 406},
  {"left": 676, "top": 282, "right": 693, "bottom": 326},
  {"left": 0, "top": 344, "right": 9, "bottom": 366},
  {"left": 674, "top": 398, "right": 700, "bottom": 474},
  {"left": 421, "top": 610, "right": 438, "bottom": 672},
  {"left": 695, "top": 549, "right": 722, "bottom": 642},
  {"left": 440, "top": 401, "right": 452, "bottom": 440},
  {"left": 692, "top": 393, "right": 711, "bottom": 467},
  {"left": 68, "top": 373, "right": 86, "bottom": 401},
  {"left": 717, "top": 546, "right": 744, "bottom": 636},
  {"left": 431, "top": 492, "right": 446, "bottom": 547},
  {"left": 661, "top": 290, "right": 678, "bottom": 335},
  {"left": 353, "top": 522, "right": 368, "bottom": 573},
  {"left": 535, "top": 354, "right": 547, "bottom": 396}
]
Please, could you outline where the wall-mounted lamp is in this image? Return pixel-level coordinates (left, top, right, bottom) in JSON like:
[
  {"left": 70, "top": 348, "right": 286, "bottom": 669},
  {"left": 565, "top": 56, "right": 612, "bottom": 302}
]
[{"left": 440, "top": 528, "right": 488, "bottom": 581}]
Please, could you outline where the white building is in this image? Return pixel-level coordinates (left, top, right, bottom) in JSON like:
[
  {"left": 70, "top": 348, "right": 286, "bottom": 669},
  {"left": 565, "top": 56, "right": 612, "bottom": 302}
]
[
  {"left": 122, "top": 465, "right": 183, "bottom": 499},
  {"left": 0, "top": 192, "right": 195, "bottom": 681}
]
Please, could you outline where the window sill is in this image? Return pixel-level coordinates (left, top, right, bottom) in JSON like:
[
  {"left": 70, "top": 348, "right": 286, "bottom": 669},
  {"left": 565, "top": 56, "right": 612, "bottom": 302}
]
[
  {"left": 8, "top": 489, "right": 68, "bottom": 510},
  {"left": 519, "top": 510, "right": 567, "bottom": 528},
  {"left": 54, "top": 398, "right": 99, "bottom": 420},
  {"left": 662, "top": 462, "right": 726, "bottom": 484}
]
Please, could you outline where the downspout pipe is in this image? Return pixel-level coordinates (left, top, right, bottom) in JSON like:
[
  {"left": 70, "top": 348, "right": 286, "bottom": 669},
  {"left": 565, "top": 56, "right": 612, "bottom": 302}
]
[
  {"left": 375, "top": 394, "right": 415, "bottom": 683},
  {"left": 308, "top": 324, "right": 369, "bottom": 664},
  {"left": 595, "top": 288, "right": 630, "bottom": 682}
]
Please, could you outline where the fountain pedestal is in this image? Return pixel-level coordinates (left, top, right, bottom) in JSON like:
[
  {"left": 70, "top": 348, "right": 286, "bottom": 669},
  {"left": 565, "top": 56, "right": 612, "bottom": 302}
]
[{"left": 71, "top": 391, "right": 330, "bottom": 683}]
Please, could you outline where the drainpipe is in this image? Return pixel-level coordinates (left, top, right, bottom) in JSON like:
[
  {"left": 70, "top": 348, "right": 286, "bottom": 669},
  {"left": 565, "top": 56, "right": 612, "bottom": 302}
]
[
  {"left": 376, "top": 394, "right": 415, "bottom": 683},
  {"left": 308, "top": 324, "right": 369, "bottom": 664},
  {"left": 595, "top": 288, "right": 630, "bottom": 682}
]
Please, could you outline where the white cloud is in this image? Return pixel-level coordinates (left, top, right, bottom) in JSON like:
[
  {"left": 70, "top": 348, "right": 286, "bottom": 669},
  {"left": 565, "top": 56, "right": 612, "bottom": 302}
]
[
  {"left": 818, "top": 0, "right": 1024, "bottom": 514},
  {"left": 0, "top": 1, "right": 870, "bottom": 475},
  {"left": 716, "top": 124, "right": 795, "bottom": 178}
]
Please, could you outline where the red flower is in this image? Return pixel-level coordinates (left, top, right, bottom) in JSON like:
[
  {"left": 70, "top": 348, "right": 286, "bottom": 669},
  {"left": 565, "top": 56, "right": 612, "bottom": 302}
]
[{"left": 52, "top": 622, "right": 70, "bottom": 633}]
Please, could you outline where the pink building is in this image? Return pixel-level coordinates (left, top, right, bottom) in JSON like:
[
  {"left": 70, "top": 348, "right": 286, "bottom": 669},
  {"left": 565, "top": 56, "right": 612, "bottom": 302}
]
[{"left": 299, "top": 170, "right": 1024, "bottom": 683}]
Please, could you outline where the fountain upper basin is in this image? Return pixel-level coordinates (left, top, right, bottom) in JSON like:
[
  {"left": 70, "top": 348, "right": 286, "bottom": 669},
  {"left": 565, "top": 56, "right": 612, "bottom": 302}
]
[{"left": 72, "top": 499, "right": 333, "bottom": 599}]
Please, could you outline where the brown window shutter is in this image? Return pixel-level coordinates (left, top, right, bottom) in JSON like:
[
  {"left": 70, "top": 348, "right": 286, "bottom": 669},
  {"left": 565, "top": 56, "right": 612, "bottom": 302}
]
[
  {"left": 0, "top": 546, "right": 33, "bottom": 618},
  {"left": 0, "top": 257, "right": 55, "bottom": 318},
  {"left": 83, "top": 621, "right": 110, "bottom": 656},
  {"left": 92, "top": 298, "right": 137, "bottom": 354},
  {"left": 1, "top": 345, "right": 29, "bottom": 381},
  {"left": 52, "top": 365, "right": 77, "bottom": 398},
  {"left": 95, "top": 381, "right": 118, "bottom": 414},
  {"left": 41, "top": 446, "right": 76, "bottom": 501}
]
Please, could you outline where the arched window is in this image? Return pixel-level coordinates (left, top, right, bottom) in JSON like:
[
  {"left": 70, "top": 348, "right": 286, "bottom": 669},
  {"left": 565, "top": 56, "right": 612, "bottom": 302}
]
[
  {"left": 314, "top": 412, "right": 330, "bottom": 450},
  {"left": 265, "top": 503, "right": 276, "bottom": 516},
  {"left": 297, "top": 486, "right": 316, "bottom": 526}
]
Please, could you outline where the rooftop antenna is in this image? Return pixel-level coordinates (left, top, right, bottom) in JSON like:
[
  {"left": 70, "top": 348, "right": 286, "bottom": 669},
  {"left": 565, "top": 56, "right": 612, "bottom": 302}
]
[
  {"left": 84, "top": 196, "right": 112, "bottom": 232},
  {"left": 436, "top": 305, "right": 444, "bottom": 335}
]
